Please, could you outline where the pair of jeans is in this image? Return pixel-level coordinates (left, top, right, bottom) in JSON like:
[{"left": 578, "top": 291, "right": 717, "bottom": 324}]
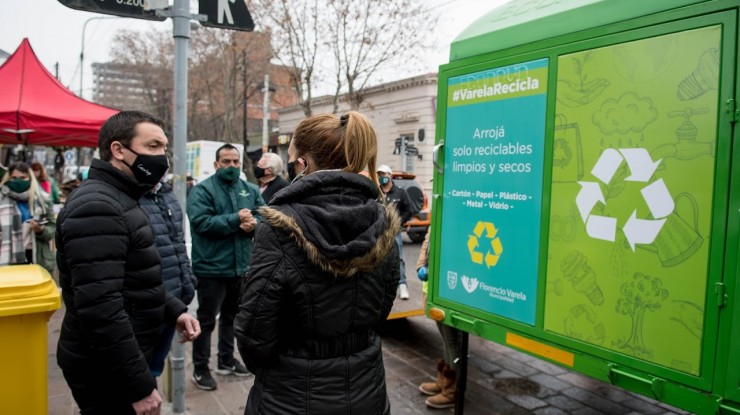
[
  {"left": 149, "top": 323, "right": 176, "bottom": 377},
  {"left": 395, "top": 232, "right": 406, "bottom": 285},
  {"left": 192, "top": 277, "right": 242, "bottom": 369}
]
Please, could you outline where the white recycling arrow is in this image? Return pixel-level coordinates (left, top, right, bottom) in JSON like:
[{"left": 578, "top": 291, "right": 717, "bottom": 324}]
[
  {"left": 641, "top": 178, "right": 674, "bottom": 218},
  {"left": 586, "top": 215, "right": 617, "bottom": 242},
  {"left": 576, "top": 181, "right": 605, "bottom": 222},
  {"left": 591, "top": 148, "right": 623, "bottom": 185},
  {"left": 623, "top": 211, "right": 667, "bottom": 251},
  {"left": 619, "top": 148, "right": 661, "bottom": 182}
]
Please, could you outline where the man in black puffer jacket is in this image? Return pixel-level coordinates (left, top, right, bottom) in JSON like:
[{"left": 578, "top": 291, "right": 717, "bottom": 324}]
[{"left": 56, "top": 111, "right": 200, "bottom": 415}]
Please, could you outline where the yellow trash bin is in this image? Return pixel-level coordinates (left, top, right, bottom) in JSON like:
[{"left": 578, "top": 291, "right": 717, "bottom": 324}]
[{"left": 0, "top": 264, "right": 61, "bottom": 415}]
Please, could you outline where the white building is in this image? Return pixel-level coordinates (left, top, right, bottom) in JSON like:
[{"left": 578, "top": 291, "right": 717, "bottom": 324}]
[{"left": 277, "top": 72, "right": 438, "bottom": 194}]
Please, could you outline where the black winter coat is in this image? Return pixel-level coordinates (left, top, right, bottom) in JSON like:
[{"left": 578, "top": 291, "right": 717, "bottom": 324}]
[
  {"left": 261, "top": 174, "right": 289, "bottom": 204},
  {"left": 235, "top": 171, "right": 401, "bottom": 415},
  {"left": 139, "top": 182, "right": 195, "bottom": 304},
  {"left": 56, "top": 159, "right": 187, "bottom": 404},
  {"left": 383, "top": 184, "right": 413, "bottom": 224}
]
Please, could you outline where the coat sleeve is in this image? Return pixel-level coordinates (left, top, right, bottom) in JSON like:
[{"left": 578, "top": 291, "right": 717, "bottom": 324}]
[
  {"left": 61, "top": 197, "right": 156, "bottom": 403},
  {"left": 378, "top": 241, "right": 401, "bottom": 322},
  {"left": 398, "top": 187, "right": 414, "bottom": 224},
  {"left": 416, "top": 231, "right": 431, "bottom": 270},
  {"left": 36, "top": 198, "right": 55, "bottom": 243},
  {"left": 235, "top": 223, "right": 284, "bottom": 373},
  {"left": 171, "top": 194, "right": 195, "bottom": 305},
  {"left": 187, "top": 185, "right": 240, "bottom": 237}
]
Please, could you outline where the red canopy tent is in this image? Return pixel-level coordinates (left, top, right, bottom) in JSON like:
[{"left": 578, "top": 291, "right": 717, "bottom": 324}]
[{"left": 0, "top": 38, "right": 118, "bottom": 147}]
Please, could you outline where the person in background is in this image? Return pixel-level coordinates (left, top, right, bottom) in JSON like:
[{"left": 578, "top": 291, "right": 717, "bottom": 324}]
[
  {"left": 377, "top": 164, "right": 413, "bottom": 300},
  {"left": 188, "top": 143, "right": 265, "bottom": 391},
  {"left": 235, "top": 111, "right": 400, "bottom": 414},
  {"left": 417, "top": 230, "right": 461, "bottom": 409},
  {"left": 31, "top": 161, "right": 60, "bottom": 204},
  {"left": 56, "top": 111, "right": 200, "bottom": 414},
  {"left": 186, "top": 175, "right": 195, "bottom": 196},
  {"left": 0, "top": 162, "right": 55, "bottom": 274},
  {"left": 254, "top": 152, "right": 289, "bottom": 203},
  {"left": 140, "top": 180, "right": 197, "bottom": 378}
]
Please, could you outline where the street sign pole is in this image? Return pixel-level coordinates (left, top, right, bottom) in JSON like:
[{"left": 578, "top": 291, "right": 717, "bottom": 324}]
[{"left": 169, "top": 0, "right": 191, "bottom": 411}]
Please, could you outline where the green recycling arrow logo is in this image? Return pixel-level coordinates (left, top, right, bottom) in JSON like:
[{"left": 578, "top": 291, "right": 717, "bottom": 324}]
[
  {"left": 468, "top": 221, "right": 504, "bottom": 268},
  {"left": 576, "top": 148, "right": 674, "bottom": 251}
]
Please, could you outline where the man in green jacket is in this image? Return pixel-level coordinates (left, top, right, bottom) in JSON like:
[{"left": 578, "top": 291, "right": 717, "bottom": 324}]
[{"left": 188, "top": 143, "right": 265, "bottom": 390}]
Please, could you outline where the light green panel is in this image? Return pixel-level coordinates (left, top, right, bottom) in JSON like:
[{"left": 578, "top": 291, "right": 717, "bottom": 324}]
[{"left": 544, "top": 26, "right": 721, "bottom": 375}]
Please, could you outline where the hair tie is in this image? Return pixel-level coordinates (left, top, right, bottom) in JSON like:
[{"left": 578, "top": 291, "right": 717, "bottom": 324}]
[{"left": 339, "top": 114, "right": 349, "bottom": 127}]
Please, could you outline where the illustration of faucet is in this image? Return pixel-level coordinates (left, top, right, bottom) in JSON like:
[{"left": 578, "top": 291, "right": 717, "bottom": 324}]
[{"left": 651, "top": 108, "right": 714, "bottom": 162}]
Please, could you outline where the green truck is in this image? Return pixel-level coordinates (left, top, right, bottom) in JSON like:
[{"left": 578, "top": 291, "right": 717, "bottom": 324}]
[{"left": 429, "top": 1, "right": 740, "bottom": 413}]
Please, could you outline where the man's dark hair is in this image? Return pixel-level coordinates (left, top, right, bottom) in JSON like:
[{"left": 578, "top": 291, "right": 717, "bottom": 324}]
[
  {"left": 98, "top": 111, "right": 166, "bottom": 162},
  {"left": 215, "top": 143, "right": 239, "bottom": 161}
]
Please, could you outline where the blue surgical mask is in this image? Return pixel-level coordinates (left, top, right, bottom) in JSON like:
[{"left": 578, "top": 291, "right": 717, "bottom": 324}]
[{"left": 379, "top": 176, "right": 390, "bottom": 186}]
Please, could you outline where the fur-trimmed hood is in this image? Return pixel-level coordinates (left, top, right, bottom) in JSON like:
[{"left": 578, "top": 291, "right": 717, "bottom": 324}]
[{"left": 259, "top": 170, "right": 400, "bottom": 277}]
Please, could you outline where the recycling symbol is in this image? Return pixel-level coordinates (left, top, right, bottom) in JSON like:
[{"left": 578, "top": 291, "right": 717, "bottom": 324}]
[
  {"left": 468, "top": 221, "right": 503, "bottom": 268},
  {"left": 576, "top": 148, "right": 674, "bottom": 251}
]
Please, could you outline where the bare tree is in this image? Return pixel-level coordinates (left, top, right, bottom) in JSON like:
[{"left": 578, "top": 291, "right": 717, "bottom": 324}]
[
  {"left": 109, "top": 27, "right": 279, "bottom": 143},
  {"left": 330, "top": 0, "right": 433, "bottom": 110},
  {"left": 109, "top": 29, "right": 174, "bottom": 129},
  {"left": 251, "top": 0, "right": 327, "bottom": 116},
  {"left": 250, "top": 0, "right": 435, "bottom": 114}
]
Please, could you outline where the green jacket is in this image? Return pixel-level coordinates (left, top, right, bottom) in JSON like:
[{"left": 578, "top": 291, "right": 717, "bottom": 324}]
[{"left": 187, "top": 174, "right": 265, "bottom": 278}]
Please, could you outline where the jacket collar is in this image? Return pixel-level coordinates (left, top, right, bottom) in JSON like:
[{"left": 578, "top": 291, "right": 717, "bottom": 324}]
[
  {"left": 260, "top": 171, "right": 401, "bottom": 277},
  {"left": 88, "top": 158, "right": 152, "bottom": 200}
]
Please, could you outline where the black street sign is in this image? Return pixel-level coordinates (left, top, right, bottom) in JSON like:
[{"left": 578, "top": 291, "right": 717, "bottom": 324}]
[
  {"left": 57, "top": 0, "right": 166, "bottom": 21},
  {"left": 200, "top": 0, "right": 254, "bottom": 32}
]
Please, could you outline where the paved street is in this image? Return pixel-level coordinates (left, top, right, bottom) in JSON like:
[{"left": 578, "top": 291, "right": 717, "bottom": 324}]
[{"left": 47, "top": 238, "right": 693, "bottom": 415}]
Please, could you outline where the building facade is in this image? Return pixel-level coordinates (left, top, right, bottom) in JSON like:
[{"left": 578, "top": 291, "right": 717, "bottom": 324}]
[{"left": 277, "top": 72, "right": 438, "bottom": 194}]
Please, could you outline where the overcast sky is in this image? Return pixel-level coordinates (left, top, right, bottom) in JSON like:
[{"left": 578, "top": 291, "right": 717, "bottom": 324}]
[{"left": 0, "top": 0, "right": 512, "bottom": 100}]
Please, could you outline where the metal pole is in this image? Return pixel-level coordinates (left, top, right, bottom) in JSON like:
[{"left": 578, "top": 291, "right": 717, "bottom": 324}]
[
  {"left": 79, "top": 16, "right": 118, "bottom": 98},
  {"left": 261, "top": 73, "right": 270, "bottom": 153},
  {"left": 401, "top": 136, "right": 407, "bottom": 172},
  {"left": 170, "top": 0, "right": 189, "bottom": 411},
  {"left": 242, "top": 49, "right": 249, "bottom": 148},
  {"left": 454, "top": 331, "right": 469, "bottom": 415}
]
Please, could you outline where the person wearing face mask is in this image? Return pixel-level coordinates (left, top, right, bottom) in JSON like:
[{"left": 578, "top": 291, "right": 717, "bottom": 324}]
[
  {"left": 376, "top": 164, "right": 414, "bottom": 300},
  {"left": 0, "top": 162, "right": 56, "bottom": 274},
  {"left": 187, "top": 143, "right": 265, "bottom": 391},
  {"left": 31, "top": 161, "right": 60, "bottom": 204},
  {"left": 56, "top": 111, "right": 201, "bottom": 415},
  {"left": 235, "top": 111, "right": 400, "bottom": 415},
  {"left": 254, "top": 152, "right": 289, "bottom": 203}
]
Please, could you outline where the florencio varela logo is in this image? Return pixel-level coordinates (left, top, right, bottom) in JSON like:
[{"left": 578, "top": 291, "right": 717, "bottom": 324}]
[{"left": 461, "top": 275, "right": 479, "bottom": 293}]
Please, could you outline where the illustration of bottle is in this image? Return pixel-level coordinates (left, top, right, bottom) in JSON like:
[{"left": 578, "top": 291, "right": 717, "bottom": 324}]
[{"left": 560, "top": 251, "right": 604, "bottom": 306}]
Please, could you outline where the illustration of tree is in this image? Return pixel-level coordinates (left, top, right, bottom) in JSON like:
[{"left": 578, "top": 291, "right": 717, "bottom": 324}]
[{"left": 614, "top": 272, "right": 669, "bottom": 357}]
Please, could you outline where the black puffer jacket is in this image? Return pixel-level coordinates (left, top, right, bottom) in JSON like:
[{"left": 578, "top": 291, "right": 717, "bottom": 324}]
[
  {"left": 56, "top": 159, "right": 187, "bottom": 404},
  {"left": 139, "top": 182, "right": 195, "bottom": 304},
  {"left": 235, "top": 171, "right": 400, "bottom": 415}
]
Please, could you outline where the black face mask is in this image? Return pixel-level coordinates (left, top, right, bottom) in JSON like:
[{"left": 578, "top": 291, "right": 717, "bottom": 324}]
[
  {"left": 287, "top": 158, "right": 307, "bottom": 183},
  {"left": 254, "top": 166, "right": 266, "bottom": 179},
  {"left": 122, "top": 145, "right": 169, "bottom": 187}
]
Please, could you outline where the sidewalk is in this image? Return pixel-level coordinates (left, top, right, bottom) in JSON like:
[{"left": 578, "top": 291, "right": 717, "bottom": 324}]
[{"left": 47, "top": 303, "right": 692, "bottom": 415}]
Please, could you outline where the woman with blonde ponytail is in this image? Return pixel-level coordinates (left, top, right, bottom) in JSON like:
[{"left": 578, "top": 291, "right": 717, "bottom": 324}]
[{"left": 235, "top": 111, "right": 400, "bottom": 415}]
